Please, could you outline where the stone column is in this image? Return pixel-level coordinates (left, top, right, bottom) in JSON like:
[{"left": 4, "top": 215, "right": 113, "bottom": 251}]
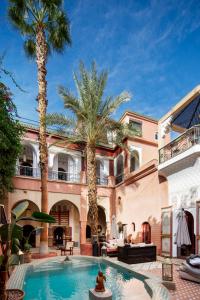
[
  {"left": 108, "top": 176, "right": 115, "bottom": 187},
  {"left": 80, "top": 170, "right": 86, "bottom": 184},
  {"left": 80, "top": 221, "right": 87, "bottom": 245}
]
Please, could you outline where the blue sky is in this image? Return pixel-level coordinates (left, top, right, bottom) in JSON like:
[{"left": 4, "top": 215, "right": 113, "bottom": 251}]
[{"left": 1, "top": 0, "right": 200, "bottom": 122}]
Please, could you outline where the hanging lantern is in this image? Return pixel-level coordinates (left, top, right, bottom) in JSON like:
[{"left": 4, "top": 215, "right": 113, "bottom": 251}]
[
  {"left": 101, "top": 242, "right": 107, "bottom": 257},
  {"left": 162, "top": 257, "right": 173, "bottom": 281}
]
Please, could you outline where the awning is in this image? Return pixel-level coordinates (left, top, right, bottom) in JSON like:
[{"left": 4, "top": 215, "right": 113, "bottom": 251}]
[{"left": 172, "top": 94, "right": 200, "bottom": 129}]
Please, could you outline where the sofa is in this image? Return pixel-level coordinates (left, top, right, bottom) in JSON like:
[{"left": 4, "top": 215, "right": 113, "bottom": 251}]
[
  {"left": 105, "top": 239, "right": 124, "bottom": 257},
  {"left": 179, "top": 255, "right": 200, "bottom": 283}
]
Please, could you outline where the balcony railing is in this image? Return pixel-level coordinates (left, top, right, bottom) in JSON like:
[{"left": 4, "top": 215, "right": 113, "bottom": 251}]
[
  {"left": 16, "top": 165, "right": 40, "bottom": 177},
  {"left": 115, "top": 173, "right": 124, "bottom": 185},
  {"left": 159, "top": 125, "right": 200, "bottom": 164},
  {"left": 16, "top": 165, "right": 80, "bottom": 183},
  {"left": 96, "top": 176, "right": 108, "bottom": 185},
  {"left": 48, "top": 170, "right": 80, "bottom": 183}
]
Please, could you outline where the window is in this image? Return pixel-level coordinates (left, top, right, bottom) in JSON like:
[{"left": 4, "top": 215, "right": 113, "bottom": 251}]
[
  {"left": 130, "top": 150, "right": 140, "bottom": 172},
  {"left": 155, "top": 132, "right": 158, "bottom": 140},
  {"left": 129, "top": 120, "right": 142, "bottom": 137},
  {"left": 115, "top": 155, "right": 124, "bottom": 184}
]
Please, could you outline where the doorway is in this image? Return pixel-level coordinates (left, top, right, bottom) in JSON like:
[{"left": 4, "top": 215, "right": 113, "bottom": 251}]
[
  {"left": 178, "top": 210, "right": 195, "bottom": 257},
  {"left": 54, "top": 227, "right": 64, "bottom": 246},
  {"left": 23, "top": 225, "right": 36, "bottom": 248}
]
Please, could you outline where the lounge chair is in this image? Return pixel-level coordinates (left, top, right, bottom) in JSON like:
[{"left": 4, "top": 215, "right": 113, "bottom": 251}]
[
  {"left": 179, "top": 255, "right": 200, "bottom": 283},
  {"left": 60, "top": 241, "right": 74, "bottom": 256}
]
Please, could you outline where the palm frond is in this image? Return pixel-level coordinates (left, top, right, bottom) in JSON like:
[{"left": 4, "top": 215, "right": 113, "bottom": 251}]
[
  {"left": 24, "top": 38, "right": 36, "bottom": 58},
  {"left": 46, "top": 112, "right": 71, "bottom": 127},
  {"left": 8, "top": 0, "right": 71, "bottom": 57}
]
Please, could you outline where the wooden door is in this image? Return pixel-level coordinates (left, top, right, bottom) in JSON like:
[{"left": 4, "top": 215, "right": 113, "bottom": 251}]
[{"left": 161, "top": 206, "right": 172, "bottom": 257}]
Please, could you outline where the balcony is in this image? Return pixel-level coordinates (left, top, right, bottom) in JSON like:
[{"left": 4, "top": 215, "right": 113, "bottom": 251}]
[
  {"left": 16, "top": 165, "right": 80, "bottom": 183},
  {"left": 48, "top": 170, "right": 80, "bottom": 183},
  {"left": 115, "top": 173, "right": 124, "bottom": 185},
  {"left": 16, "top": 165, "right": 40, "bottom": 177},
  {"left": 159, "top": 125, "right": 200, "bottom": 164},
  {"left": 96, "top": 176, "right": 108, "bottom": 185}
]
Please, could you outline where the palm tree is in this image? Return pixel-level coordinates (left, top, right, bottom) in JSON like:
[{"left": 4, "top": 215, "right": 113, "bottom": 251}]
[
  {"left": 47, "top": 62, "right": 131, "bottom": 238},
  {"left": 8, "top": 0, "right": 71, "bottom": 254}
]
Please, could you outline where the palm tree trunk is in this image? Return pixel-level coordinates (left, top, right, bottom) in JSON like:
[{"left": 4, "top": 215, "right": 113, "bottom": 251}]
[
  {"left": 86, "top": 143, "right": 98, "bottom": 238},
  {"left": 36, "top": 25, "right": 48, "bottom": 254}
]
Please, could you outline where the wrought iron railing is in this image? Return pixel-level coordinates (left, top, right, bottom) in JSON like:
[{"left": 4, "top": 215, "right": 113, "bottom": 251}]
[
  {"left": 96, "top": 176, "right": 108, "bottom": 185},
  {"left": 16, "top": 165, "right": 40, "bottom": 177},
  {"left": 16, "top": 165, "right": 80, "bottom": 182},
  {"left": 159, "top": 125, "right": 200, "bottom": 163},
  {"left": 48, "top": 170, "right": 80, "bottom": 183},
  {"left": 115, "top": 173, "right": 124, "bottom": 185}
]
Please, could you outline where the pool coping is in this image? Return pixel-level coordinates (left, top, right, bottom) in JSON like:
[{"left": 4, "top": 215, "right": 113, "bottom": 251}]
[{"left": 7, "top": 255, "right": 171, "bottom": 300}]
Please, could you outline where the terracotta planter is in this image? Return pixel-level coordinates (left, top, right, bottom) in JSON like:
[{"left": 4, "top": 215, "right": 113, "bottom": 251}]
[
  {"left": 6, "top": 289, "right": 25, "bottom": 300},
  {"left": 24, "top": 252, "right": 32, "bottom": 263}
]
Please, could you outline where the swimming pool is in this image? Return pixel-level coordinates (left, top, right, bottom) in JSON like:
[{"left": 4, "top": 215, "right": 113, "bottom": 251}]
[{"left": 23, "top": 258, "right": 151, "bottom": 300}]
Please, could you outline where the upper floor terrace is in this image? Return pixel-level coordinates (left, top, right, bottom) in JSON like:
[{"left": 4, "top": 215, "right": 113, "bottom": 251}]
[
  {"left": 158, "top": 85, "right": 200, "bottom": 174},
  {"left": 15, "top": 110, "right": 159, "bottom": 187}
]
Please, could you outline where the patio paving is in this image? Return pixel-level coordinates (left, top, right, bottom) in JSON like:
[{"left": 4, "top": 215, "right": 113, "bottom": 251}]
[{"left": 106, "top": 257, "right": 200, "bottom": 300}]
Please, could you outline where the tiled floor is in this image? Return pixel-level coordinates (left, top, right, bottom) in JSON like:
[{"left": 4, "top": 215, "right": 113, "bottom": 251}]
[
  {"left": 106, "top": 257, "right": 200, "bottom": 300},
  {"left": 148, "top": 267, "right": 200, "bottom": 300}
]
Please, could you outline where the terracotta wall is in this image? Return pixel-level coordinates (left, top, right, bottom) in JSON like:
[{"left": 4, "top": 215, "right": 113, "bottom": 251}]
[{"left": 115, "top": 163, "right": 168, "bottom": 255}]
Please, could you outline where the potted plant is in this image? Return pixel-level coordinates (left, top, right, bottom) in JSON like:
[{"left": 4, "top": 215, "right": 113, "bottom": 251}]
[
  {"left": 0, "top": 201, "right": 55, "bottom": 300},
  {"left": 22, "top": 227, "right": 43, "bottom": 263},
  {"left": 23, "top": 241, "right": 32, "bottom": 263}
]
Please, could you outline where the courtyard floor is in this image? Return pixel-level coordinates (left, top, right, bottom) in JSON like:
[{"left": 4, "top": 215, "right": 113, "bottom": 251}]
[
  {"left": 10, "top": 250, "right": 200, "bottom": 300},
  {"left": 106, "top": 256, "right": 200, "bottom": 300}
]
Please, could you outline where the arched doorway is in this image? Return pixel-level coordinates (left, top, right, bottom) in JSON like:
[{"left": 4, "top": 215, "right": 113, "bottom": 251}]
[
  {"left": 12, "top": 200, "right": 40, "bottom": 248},
  {"left": 86, "top": 206, "right": 106, "bottom": 241},
  {"left": 54, "top": 227, "right": 64, "bottom": 245},
  {"left": 178, "top": 210, "right": 195, "bottom": 257},
  {"left": 49, "top": 200, "right": 80, "bottom": 247},
  {"left": 23, "top": 225, "right": 36, "bottom": 248},
  {"left": 141, "top": 222, "right": 151, "bottom": 244}
]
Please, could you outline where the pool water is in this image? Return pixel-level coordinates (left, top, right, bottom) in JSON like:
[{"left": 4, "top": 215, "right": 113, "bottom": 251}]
[{"left": 23, "top": 259, "right": 150, "bottom": 300}]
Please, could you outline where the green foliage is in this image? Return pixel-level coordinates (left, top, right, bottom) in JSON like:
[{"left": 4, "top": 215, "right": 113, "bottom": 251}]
[
  {"left": 0, "top": 201, "right": 55, "bottom": 270},
  {"left": 12, "top": 200, "right": 29, "bottom": 219},
  {"left": 8, "top": 0, "right": 71, "bottom": 58},
  {"left": 46, "top": 61, "right": 131, "bottom": 146},
  {"left": 23, "top": 241, "right": 31, "bottom": 253},
  {"left": 0, "top": 83, "right": 24, "bottom": 204},
  {"left": 31, "top": 211, "right": 56, "bottom": 223}
]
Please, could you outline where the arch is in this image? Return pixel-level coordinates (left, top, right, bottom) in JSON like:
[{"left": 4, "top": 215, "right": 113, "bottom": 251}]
[
  {"left": 141, "top": 222, "right": 151, "bottom": 244},
  {"left": 56, "top": 153, "right": 76, "bottom": 181},
  {"left": 86, "top": 205, "right": 106, "bottom": 241},
  {"left": 49, "top": 200, "right": 80, "bottom": 246},
  {"left": 130, "top": 150, "right": 140, "bottom": 172},
  {"left": 12, "top": 199, "right": 40, "bottom": 214},
  {"left": 178, "top": 210, "right": 195, "bottom": 257},
  {"left": 12, "top": 200, "right": 40, "bottom": 248},
  {"left": 19, "top": 143, "right": 36, "bottom": 176}
]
